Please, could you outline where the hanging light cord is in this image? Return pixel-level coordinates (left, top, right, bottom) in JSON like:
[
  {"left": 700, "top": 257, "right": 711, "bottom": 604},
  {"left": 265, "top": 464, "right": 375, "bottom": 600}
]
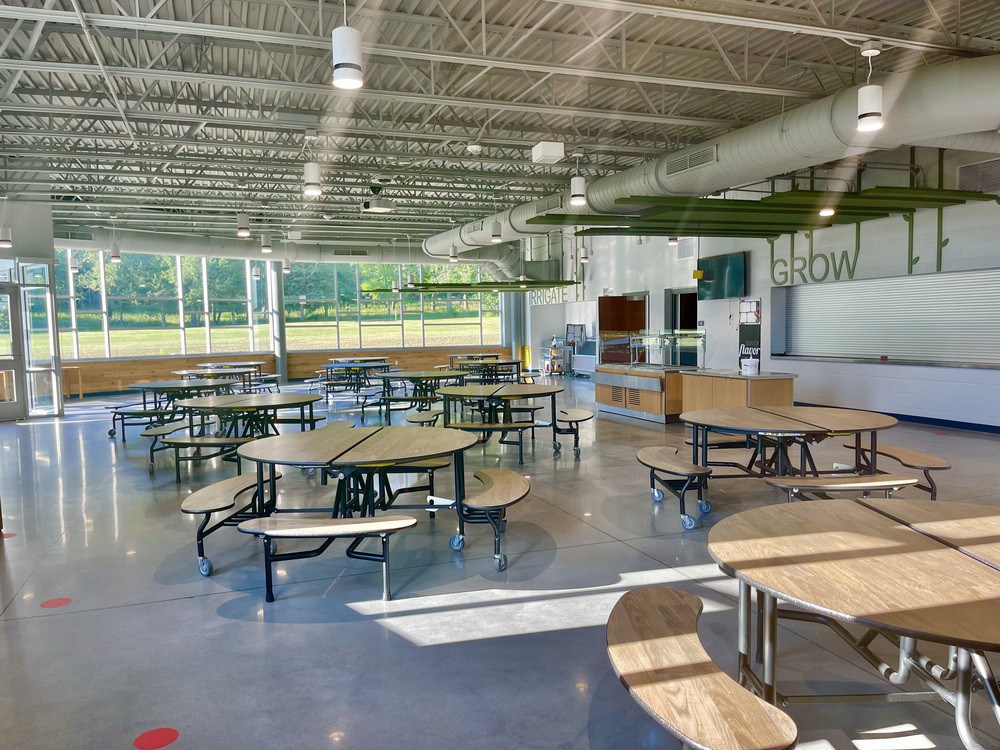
[
  {"left": 343, "top": 0, "right": 348, "bottom": 24},
  {"left": 866, "top": 53, "right": 873, "bottom": 85}
]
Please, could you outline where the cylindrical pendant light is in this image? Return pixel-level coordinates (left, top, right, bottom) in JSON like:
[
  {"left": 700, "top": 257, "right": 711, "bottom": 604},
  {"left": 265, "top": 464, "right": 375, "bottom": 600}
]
[
  {"left": 518, "top": 273, "right": 527, "bottom": 289},
  {"left": 0, "top": 226, "right": 11, "bottom": 250},
  {"left": 332, "top": 24, "right": 363, "bottom": 90},
  {"left": 252, "top": 266, "right": 261, "bottom": 281},
  {"left": 580, "top": 243, "right": 589, "bottom": 263},
  {"left": 391, "top": 278, "right": 399, "bottom": 294},
  {"left": 819, "top": 207, "right": 836, "bottom": 217},
  {"left": 282, "top": 257, "right": 291, "bottom": 274},
  {"left": 668, "top": 237, "right": 679, "bottom": 247},
  {"left": 570, "top": 175, "right": 587, "bottom": 207},
  {"left": 490, "top": 220, "right": 502, "bottom": 244},
  {"left": 449, "top": 244, "right": 458, "bottom": 263},
  {"left": 70, "top": 254, "right": 79, "bottom": 274},
  {"left": 110, "top": 243, "right": 121, "bottom": 263},
  {"left": 303, "top": 162, "right": 322, "bottom": 197},
  {"left": 406, "top": 273, "right": 415, "bottom": 288},
  {"left": 857, "top": 84, "right": 883, "bottom": 132},
  {"left": 260, "top": 233, "right": 272, "bottom": 253},
  {"left": 236, "top": 212, "right": 250, "bottom": 238}
]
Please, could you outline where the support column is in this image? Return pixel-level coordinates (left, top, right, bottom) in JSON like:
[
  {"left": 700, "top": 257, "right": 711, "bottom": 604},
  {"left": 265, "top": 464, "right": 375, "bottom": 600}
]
[{"left": 268, "top": 261, "right": 288, "bottom": 383}]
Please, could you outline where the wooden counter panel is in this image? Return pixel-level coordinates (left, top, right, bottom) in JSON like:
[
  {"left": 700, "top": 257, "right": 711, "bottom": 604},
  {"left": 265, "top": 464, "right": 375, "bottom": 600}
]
[
  {"left": 663, "top": 371, "right": 684, "bottom": 415},
  {"left": 713, "top": 378, "right": 748, "bottom": 409},
  {"left": 748, "top": 378, "right": 794, "bottom": 407}
]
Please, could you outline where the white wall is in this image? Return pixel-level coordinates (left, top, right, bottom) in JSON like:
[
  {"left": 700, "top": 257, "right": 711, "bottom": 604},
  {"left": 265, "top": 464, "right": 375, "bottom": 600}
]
[{"left": 695, "top": 150, "right": 1000, "bottom": 427}]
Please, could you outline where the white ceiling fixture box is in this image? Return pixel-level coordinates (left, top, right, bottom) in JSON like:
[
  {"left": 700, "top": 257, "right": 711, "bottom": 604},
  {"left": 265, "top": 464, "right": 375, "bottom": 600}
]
[{"left": 531, "top": 141, "right": 564, "bottom": 164}]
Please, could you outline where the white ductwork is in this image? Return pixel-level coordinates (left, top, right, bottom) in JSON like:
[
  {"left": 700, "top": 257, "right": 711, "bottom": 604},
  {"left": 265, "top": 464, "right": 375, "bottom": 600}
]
[
  {"left": 908, "top": 131, "right": 1000, "bottom": 154},
  {"left": 57, "top": 228, "right": 522, "bottom": 281},
  {"left": 426, "top": 54, "right": 1000, "bottom": 258}
]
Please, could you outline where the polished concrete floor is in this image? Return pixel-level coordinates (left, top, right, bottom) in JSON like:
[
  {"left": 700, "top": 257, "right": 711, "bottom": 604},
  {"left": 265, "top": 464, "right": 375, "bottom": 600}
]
[{"left": 1, "top": 378, "right": 999, "bottom": 749}]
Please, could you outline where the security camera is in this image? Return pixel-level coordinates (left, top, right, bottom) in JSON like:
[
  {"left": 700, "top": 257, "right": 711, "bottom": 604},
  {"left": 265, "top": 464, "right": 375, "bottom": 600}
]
[{"left": 369, "top": 184, "right": 383, "bottom": 195}]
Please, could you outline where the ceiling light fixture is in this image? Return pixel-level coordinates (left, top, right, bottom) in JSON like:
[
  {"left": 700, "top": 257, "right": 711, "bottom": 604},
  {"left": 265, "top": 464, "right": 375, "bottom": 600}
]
[
  {"left": 668, "top": 237, "right": 679, "bottom": 246},
  {"left": 449, "top": 244, "right": 458, "bottom": 263},
  {"left": 236, "top": 212, "right": 251, "bottom": 238},
  {"left": 570, "top": 154, "right": 587, "bottom": 206},
  {"left": 70, "top": 254, "right": 79, "bottom": 274},
  {"left": 282, "top": 257, "right": 291, "bottom": 275},
  {"left": 490, "top": 220, "right": 502, "bottom": 243},
  {"left": 332, "top": 1, "right": 363, "bottom": 90},
  {"left": 391, "top": 277, "right": 399, "bottom": 294},
  {"left": 466, "top": 142, "right": 483, "bottom": 155},
  {"left": 518, "top": 274, "right": 528, "bottom": 288},
  {"left": 260, "top": 233, "right": 272, "bottom": 253},
  {"left": 252, "top": 266, "right": 261, "bottom": 281},
  {"left": 857, "top": 41, "right": 883, "bottom": 132},
  {"left": 110, "top": 244, "right": 121, "bottom": 264},
  {"left": 819, "top": 207, "right": 836, "bottom": 217},
  {"left": 303, "top": 161, "right": 322, "bottom": 197},
  {"left": 0, "top": 198, "right": 11, "bottom": 250},
  {"left": 406, "top": 273, "right": 415, "bottom": 289},
  {"left": 362, "top": 198, "right": 396, "bottom": 213}
]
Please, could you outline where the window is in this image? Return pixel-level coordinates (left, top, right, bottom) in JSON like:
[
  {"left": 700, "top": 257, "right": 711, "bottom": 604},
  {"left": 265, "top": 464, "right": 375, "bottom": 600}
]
[{"left": 105, "top": 251, "right": 182, "bottom": 357}]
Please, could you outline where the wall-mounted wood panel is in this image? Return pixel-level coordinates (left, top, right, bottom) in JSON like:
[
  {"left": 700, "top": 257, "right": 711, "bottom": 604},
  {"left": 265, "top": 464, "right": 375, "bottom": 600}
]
[{"left": 67, "top": 354, "right": 277, "bottom": 395}]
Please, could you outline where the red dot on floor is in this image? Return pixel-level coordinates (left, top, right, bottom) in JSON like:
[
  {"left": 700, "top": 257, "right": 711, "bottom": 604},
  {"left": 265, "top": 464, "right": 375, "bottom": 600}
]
[
  {"left": 0, "top": 532, "right": 15, "bottom": 539},
  {"left": 40, "top": 597, "right": 72, "bottom": 609},
  {"left": 134, "top": 728, "right": 179, "bottom": 750}
]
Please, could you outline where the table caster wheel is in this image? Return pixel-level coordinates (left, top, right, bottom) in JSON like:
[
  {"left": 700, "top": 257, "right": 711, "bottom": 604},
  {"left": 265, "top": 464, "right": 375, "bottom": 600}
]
[
  {"left": 303, "top": 467, "right": 317, "bottom": 477},
  {"left": 449, "top": 534, "right": 465, "bottom": 551},
  {"left": 494, "top": 554, "right": 508, "bottom": 572},
  {"left": 148, "top": 462, "right": 155, "bottom": 475},
  {"left": 553, "top": 441, "right": 562, "bottom": 452},
  {"left": 108, "top": 428, "right": 116, "bottom": 437},
  {"left": 681, "top": 514, "right": 697, "bottom": 531},
  {"left": 651, "top": 488, "right": 664, "bottom": 502},
  {"left": 698, "top": 499, "right": 712, "bottom": 514},
  {"left": 198, "top": 557, "right": 213, "bottom": 577},
  {"left": 573, "top": 447, "right": 581, "bottom": 457}
]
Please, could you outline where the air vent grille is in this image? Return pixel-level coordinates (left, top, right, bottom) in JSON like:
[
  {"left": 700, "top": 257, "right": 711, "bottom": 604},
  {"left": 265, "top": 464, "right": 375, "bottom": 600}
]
[
  {"left": 662, "top": 145, "right": 717, "bottom": 176},
  {"left": 676, "top": 240, "right": 695, "bottom": 260},
  {"left": 534, "top": 195, "right": 564, "bottom": 215},
  {"left": 958, "top": 158, "right": 1000, "bottom": 195}
]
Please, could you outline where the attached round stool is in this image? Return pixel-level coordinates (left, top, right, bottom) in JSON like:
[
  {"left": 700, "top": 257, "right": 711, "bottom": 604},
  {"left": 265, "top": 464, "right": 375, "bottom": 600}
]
[
  {"left": 555, "top": 408, "right": 593, "bottom": 457},
  {"left": 635, "top": 446, "right": 712, "bottom": 530},
  {"left": 461, "top": 468, "right": 530, "bottom": 571},
  {"left": 405, "top": 410, "right": 443, "bottom": 427}
]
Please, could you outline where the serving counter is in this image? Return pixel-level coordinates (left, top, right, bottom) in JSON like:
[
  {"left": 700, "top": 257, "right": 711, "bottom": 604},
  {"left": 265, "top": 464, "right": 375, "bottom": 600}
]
[
  {"left": 593, "top": 365, "right": 689, "bottom": 423},
  {"left": 680, "top": 369, "right": 796, "bottom": 412}
]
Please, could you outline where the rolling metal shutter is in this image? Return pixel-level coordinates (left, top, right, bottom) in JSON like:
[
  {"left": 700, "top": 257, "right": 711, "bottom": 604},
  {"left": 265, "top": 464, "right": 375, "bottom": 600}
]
[{"left": 783, "top": 268, "right": 1000, "bottom": 365}]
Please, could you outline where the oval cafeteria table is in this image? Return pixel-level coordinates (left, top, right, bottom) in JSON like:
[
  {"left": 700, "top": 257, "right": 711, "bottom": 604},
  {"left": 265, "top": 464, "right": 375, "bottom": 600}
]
[
  {"left": 707, "top": 498, "right": 1000, "bottom": 750},
  {"left": 375, "top": 370, "right": 465, "bottom": 406},
  {"left": 436, "top": 383, "right": 568, "bottom": 451},
  {"left": 127, "top": 378, "right": 238, "bottom": 409},
  {"left": 330, "top": 356, "right": 388, "bottom": 364},
  {"left": 680, "top": 406, "right": 898, "bottom": 477},
  {"left": 238, "top": 425, "right": 480, "bottom": 548},
  {"left": 173, "top": 392, "right": 321, "bottom": 438},
  {"left": 197, "top": 360, "right": 266, "bottom": 375}
]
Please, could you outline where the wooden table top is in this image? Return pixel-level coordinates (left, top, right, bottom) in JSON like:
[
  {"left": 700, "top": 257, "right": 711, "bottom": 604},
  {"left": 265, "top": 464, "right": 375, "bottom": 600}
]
[
  {"left": 707, "top": 499, "right": 1000, "bottom": 650},
  {"left": 494, "top": 383, "right": 563, "bottom": 399},
  {"left": 238, "top": 424, "right": 477, "bottom": 467},
  {"left": 172, "top": 368, "right": 256, "bottom": 378},
  {"left": 197, "top": 361, "right": 265, "bottom": 368},
  {"left": 321, "top": 362, "right": 390, "bottom": 370},
  {"left": 330, "top": 356, "right": 388, "bottom": 363},
  {"left": 173, "top": 393, "right": 321, "bottom": 410},
  {"left": 128, "top": 379, "right": 237, "bottom": 391},
  {"left": 376, "top": 370, "right": 463, "bottom": 380},
  {"left": 681, "top": 406, "right": 895, "bottom": 435},
  {"left": 861, "top": 497, "right": 1000, "bottom": 571},
  {"left": 436, "top": 385, "right": 506, "bottom": 398},
  {"left": 238, "top": 423, "right": 375, "bottom": 466},
  {"left": 455, "top": 358, "right": 522, "bottom": 367},
  {"left": 755, "top": 406, "right": 898, "bottom": 433}
]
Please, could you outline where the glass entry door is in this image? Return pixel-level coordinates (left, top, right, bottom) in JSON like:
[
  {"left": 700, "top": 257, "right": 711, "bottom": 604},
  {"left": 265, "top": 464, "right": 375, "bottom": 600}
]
[{"left": 0, "top": 283, "right": 28, "bottom": 421}]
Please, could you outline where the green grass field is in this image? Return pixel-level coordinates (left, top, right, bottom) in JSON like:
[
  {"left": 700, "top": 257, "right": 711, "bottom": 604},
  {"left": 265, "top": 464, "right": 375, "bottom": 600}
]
[{"left": 58, "top": 317, "right": 501, "bottom": 359}]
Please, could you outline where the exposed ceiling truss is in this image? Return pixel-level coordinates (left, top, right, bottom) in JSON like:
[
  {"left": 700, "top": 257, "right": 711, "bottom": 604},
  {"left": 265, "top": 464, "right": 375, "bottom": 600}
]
[{"left": 1, "top": 0, "right": 998, "bottom": 250}]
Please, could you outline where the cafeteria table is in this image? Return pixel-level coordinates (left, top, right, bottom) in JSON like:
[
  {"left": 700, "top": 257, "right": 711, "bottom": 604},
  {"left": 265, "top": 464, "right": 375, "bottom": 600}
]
[
  {"left": 127, "top": 378, "right": 238, "bottom": 409},
  {"left": 375, "top": 370, "right": 465, "bottom": 407},
  {"left": 680, "top": 406, "right": 898, "bottom": 477},
  {"left": 330, "top": 356, "right": 388, "bottom": 364},
  {"left": 707, "top": 498, "right": 1000, "bottom": 750},
  {"left": 238, "top": 425, "right": 481, "bottom": 549},
  {"left": 197, "top": 360, "right": 266, "bottom": 375},
  {"left": 174, "top": 392, "right": 322, "bottom": 438},
  {"left": 448, "top": 352, "right": 501, "bottom": 367},
  {"left": 320, "top": 362, "right": 391, "bottom": 393},
  {"left": 455, "top": 358, "right": 522, "bottom": 384},
  {"left": 437, "top": 383, "right": 568, "bottom": 452}
]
